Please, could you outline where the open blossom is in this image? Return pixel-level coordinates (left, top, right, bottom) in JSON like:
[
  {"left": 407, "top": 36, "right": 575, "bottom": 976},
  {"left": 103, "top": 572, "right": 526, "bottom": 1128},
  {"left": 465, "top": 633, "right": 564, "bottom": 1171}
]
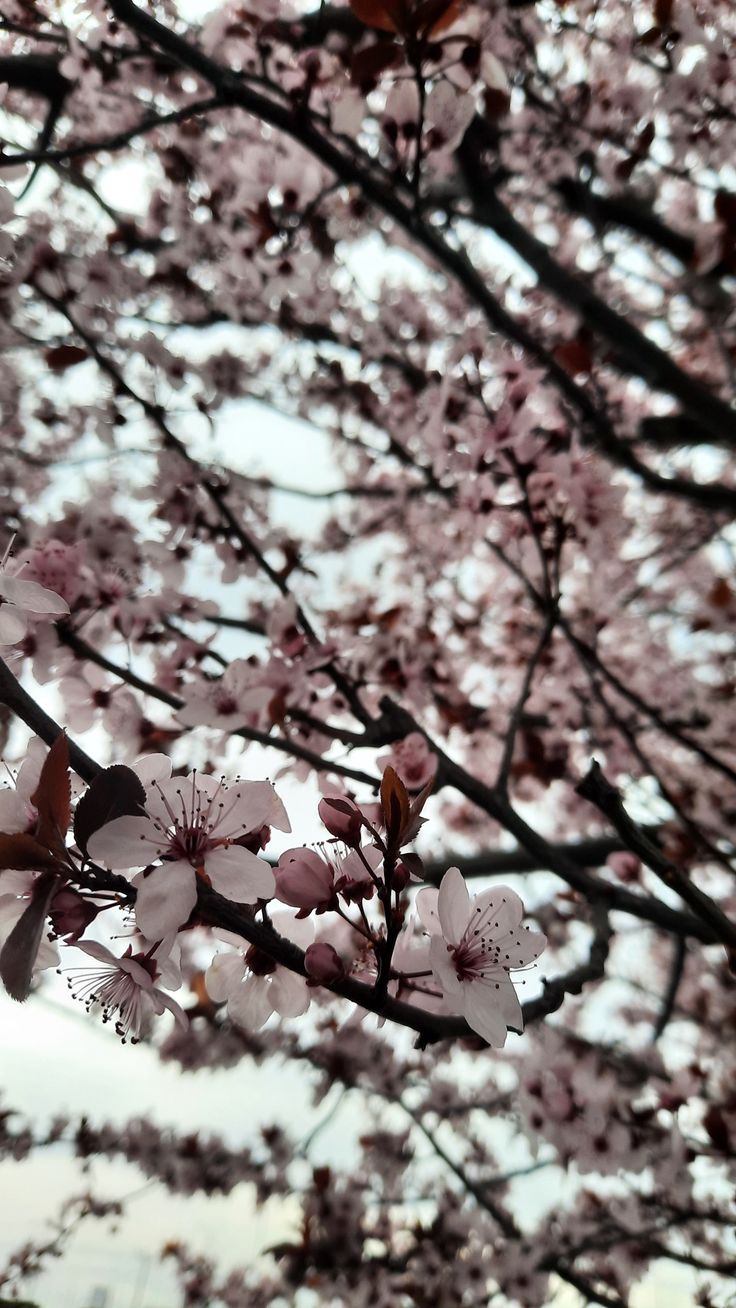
[
  {"left": 68, "top": 941, "right": 187, "bottom": 1042},
  {"left": 88, "top": 771, "right": 289, "bottom": 940},
  {"left": 417, "top": 867, "right": 546, "bottom": 1048},
  {"left": 378, "top": 733, "right": 438, "bottom": 791},
  {"left": 205, "top": 916, "right": 312, "bottom": 1030},
  {"left": 0, "top": 540, "right": 70, "bottom": 645},
  {"left": 274, "top": 843, "right": 381, "bottom": 915},
  {"left": 176, "top": 658, "right": 273, "bottom": 730}
]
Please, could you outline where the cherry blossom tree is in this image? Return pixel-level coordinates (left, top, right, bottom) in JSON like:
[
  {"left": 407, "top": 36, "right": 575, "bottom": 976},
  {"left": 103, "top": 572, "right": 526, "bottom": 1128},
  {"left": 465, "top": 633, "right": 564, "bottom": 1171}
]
[{"left": 0, "top": 0, "right": 735, "bottom": 1303}]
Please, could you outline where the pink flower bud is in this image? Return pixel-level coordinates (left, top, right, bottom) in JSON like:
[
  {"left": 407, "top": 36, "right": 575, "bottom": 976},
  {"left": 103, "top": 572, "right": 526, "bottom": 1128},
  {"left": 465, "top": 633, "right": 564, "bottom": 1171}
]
[
  {"left": 395, "top": 853, "right": 424, "bottom": 887},
  {"left": 378, "top": 732, "right": 437, "bottom": 792},
  {"left": 607, "top": 851, "right": 641, "bottom": 882},
  {"left": 275, "top": 848, "right": 336, "bottom": 913},
  {"left": 304, "top": 942, "right": 344, "bottom": 984},
  {"left": 318, "top": 796, "right": 363, "bottom": 845}
]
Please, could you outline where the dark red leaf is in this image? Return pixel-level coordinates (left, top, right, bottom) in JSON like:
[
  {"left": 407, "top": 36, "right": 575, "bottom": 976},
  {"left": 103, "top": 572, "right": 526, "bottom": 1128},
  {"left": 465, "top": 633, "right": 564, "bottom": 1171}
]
[
  {"left": 45, "top": 345, "right": 89, "bottom": 372},
  {"left": 703, "top": 1105, "right": 731, "bottom": 1153},
  {"left": 380, "top": 766, "right": 410, "bottom": 848},
  {"left": 31, "top": 733, "right": 71, "bottom": 855},
  {"left": 0, "top": 870, "right": 59, "bottom": 1002},
  {"left": 0, "top": 833, "right": 62, "bottom": 873},
  {"left": 350, "top": 40, "right": 401, "bottom": 88},
  {"left": 73, "top": 764, "right": 146, "bottom": 854}
]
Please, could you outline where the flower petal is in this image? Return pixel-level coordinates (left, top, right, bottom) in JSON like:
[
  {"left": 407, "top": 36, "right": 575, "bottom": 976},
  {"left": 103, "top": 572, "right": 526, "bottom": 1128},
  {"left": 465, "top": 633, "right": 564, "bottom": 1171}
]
[
  {"left": 227, "top": 973, "right": 272, "bottom": 1029},
  {"left": 0, "top": 607, "right": 27, "bottom": 644},
  {"left": 473, "top": 886, "right": 524, "bottom": 936},
  {"left": 205, "top": 845, "right": 275, "bottom": 902},
  {"left": 0, "top": 575, "right": 69, "bottom": 616},
  {"left": 205, "top": 951, "right": 246, "bottom": 1003},
  {"left": 414, "top": 886, "right": 440, "bottom": 933},
  {"left": 463, "top": 982, "right": 509, "bottom": 1048},
  {"left": 437, "top": 866, "right": 471, "bottom": 944},
  {"left": 87, "top": 814, "right": 166, "bottom": 869},
  {"left": 214, "top": 780, "right": 291, "bottom": 838},
  {"left": 429, "top": 932, "right": 463, "bottom": 1000},
  {"left": 156, "top": 989, "right": 188, "bottom": 1028},
  {"left": 497, "top": 927, "right": 547, "bottom": 968},
  {"left": 133, "top": 862, "right": 197, "bottom": 939},
  {"left": 269, "top": 967, "right": 309, "bottom": 1018}
]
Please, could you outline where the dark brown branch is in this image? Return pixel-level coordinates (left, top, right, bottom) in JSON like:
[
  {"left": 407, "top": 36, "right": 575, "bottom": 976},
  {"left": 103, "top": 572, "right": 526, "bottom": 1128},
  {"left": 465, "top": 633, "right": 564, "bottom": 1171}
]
[
  {"left": 379, "top": 696, "right": 722, "bottom": 943},
  {"left": 456, "top": 123, "right": 736, "bottom": 448},
  {"left": 57, "top": 625, "right": 379, "bottom": 789},
  {"left": 0, "top": 656, "right": 100, "bottom": 784},
  {"left": 576, "top": 761, "right": 736, "bottom": 949},
  {"left": 99, "top": 0, "right": 736, "bottom": 511}
]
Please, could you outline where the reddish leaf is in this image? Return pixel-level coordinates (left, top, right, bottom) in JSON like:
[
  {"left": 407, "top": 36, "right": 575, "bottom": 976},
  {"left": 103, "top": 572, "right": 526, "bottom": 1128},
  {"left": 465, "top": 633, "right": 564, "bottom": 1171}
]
[
  {"left": 0, "top": 833, "right": 62, "bottom": 873},
  {"left": 715, "top": 189, "right": 736, "bottom": 232},
  {"left": 349, "top": 0, "right": 398, "bottom": 32},
  {"left": 654, "top": 0, "right": 674, "bottom": 24},
  {"left": 350, "top": 40, "right": 402, "bottom": 88},
  {"left": 45, "top": 345, "right": 89, "bottom": 372},
  {"left": 349, "top": 0, "right": 460, "bottom": 35},
  {"left": 73, "top": 764, "right": 146, "bottom": 854},
  {"left": 380, "top": 765, "right": 411, "bottom": 848},
  {"left": 412, "top": 0, "right": 462, "bottom": 36},
  {"left": 553, "top": 337, "right": 594, "bottom": 377},
  {"left": 31, "top": 734, "right": 71, "bottom": 856},
  {"left": 703, "top": 1105, "right": 731, "bottom": 1153},
  {"left": 0, "top": 870, "right": 59, "bottom": 1002}
]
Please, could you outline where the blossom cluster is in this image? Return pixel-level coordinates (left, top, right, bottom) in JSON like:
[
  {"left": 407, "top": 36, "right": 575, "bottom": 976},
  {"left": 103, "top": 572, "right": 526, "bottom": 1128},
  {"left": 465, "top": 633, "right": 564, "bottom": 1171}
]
[{"left": 0, "top": 738, "right": 544, "bottom": 1047}]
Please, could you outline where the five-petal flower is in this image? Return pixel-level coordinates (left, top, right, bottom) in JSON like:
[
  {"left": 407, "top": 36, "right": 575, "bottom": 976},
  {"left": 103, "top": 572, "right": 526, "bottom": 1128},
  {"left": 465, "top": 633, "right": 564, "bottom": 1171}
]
[
  {"left": 416, "top": 866, "right": 546, "bottom": 1047},
  {"left": 88, "top": 771, "right": 289, "bottom": 940}
]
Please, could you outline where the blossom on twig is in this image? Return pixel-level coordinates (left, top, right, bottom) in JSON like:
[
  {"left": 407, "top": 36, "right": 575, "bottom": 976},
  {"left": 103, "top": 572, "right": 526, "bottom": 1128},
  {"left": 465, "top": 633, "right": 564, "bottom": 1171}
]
[
  {"left": 88, "top": 771, "right": 289, "bottom": 939},
  {"left": 417, "top": 866, "right": 546, "bottom": 1047}
]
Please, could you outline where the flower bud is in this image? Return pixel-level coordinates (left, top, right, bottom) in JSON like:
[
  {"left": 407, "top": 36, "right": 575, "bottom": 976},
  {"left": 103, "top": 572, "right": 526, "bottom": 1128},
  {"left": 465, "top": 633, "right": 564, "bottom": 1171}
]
[
  {"left": 318, "top": 796, "right": 363, "bottom": 846},
  {"left": 304, "top": 942, "right": 344, "bottom": 984},
  {"left": 607, "top": 851, "right": 641, "bottom": 882},
  {"left": 275, "top": 848, "right": 335, "bottom": 913}
]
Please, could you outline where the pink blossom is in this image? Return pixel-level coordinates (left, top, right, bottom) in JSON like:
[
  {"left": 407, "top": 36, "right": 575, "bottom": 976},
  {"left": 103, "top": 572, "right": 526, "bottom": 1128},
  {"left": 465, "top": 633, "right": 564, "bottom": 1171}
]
[
  {"left": 416, "top": 867, "right": 546, "bottom": 1047},
  {"left": 607, "top": 851, "right": 641, "bottom": 882},
  {"left": 87, "top": 772, "right": 289, "bottom": 940},
  {"left": 0, "top": 539, "right": 69, "bottom": 645},
  {"left": 205, "top": 916, "right": 311, "bottom": 1030},
  {"left": 0, "top": 738, "right": 46, "bottom": 834},
  {"left": 69, "top": 941, "right": 187, "bottom": 1042},
  {"left": 176, "top": 659, "right": 273, "bottom": 730},
  {"left": 275, "top": 848, "right": 336, "bottom": 913},
  {"left": 267, "top": 597, "right": 306, "bottom": 657},
  {"left": 304, "top": 941, "right": 344, "bottom": 984},
  {"left": 378, "top": 733, "right": 438, "bottom": 792},
  {"left": 318, "top": 795, "right": 363, "bottom": 846}
]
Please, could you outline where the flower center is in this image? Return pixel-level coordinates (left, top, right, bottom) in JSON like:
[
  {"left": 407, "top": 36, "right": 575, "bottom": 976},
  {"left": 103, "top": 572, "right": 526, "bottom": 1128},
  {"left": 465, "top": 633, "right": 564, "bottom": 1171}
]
[{"left": 168, "top": 822, "right": 214, "bottom": 864}]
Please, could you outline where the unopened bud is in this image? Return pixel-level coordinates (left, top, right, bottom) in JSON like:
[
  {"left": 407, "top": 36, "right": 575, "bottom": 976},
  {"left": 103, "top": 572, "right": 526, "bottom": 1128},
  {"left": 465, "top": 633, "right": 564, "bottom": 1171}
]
[
  {"left": 304, "top": 942, "right": 344, "bottom": 984},
  {"left": 318, "top": 796, "right": 363, "bottom": 846}
]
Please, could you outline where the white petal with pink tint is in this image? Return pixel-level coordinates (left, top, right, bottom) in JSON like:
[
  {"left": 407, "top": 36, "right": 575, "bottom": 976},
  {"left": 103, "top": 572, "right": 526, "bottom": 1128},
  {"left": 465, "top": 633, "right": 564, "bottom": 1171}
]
[
  {"left": 422, "top": 867, "right": 546, "bottom": 1048},
  {"left": 205, "top": 845, "right": 275, "bottom": 902},
  {"left": 132, "top": 862, "right": 197, "bottom": 939},
  {"left": 206, "top": 951, "right": 246, "bottom": 1002},
  {"left": 0, "top": 575, "right": 69, "bottom": 615},
  {"left": 437, "top": 865, "right": 471, "bottom": 942},
  {"left": 88, "top": 814, "right": 165, "bottom": 869}
]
